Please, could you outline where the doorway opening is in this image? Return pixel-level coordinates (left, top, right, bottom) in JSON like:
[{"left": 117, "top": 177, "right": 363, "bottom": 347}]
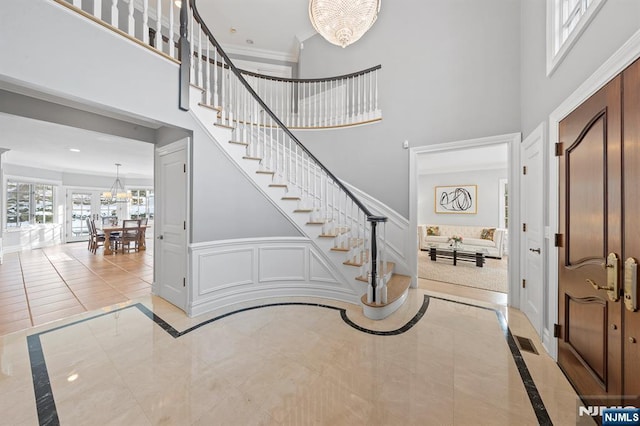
[
  {"left": 0, "top": 111, "right": 157, "bottom": 335},
  {"left": 409, "top": 133, "right": 521, "bottom": 306}
]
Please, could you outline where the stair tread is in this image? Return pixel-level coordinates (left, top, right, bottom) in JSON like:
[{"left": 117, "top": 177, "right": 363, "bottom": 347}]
[
  {"left": 293, "top": 208, "right": 313, "bottom": 213},
  {"left": 229, "top": 140, "right": 249, "bottom": 146},
  {"left": 256, "top": 170, "right": 275, "bottom": 175},
  {"left": 270, "top": 184, "right": 288, "bottom": 188},
  {"left": 360, "top": 274, "right": 411, "bottom": 307},
  {"left": 198, "top": 102, "right": 222, "bottom": 112},
  {"left": 282, "top": 196, "right": 301, "bottom": 200},
  {"left": 243, "top": 156, "right": 262, "bottom": 161},
  {"left": 214, "top": 122, "right": 235, "bottom": 130},
  {"left": 330, "top": 238, "right": 365, "bottom": 252}
]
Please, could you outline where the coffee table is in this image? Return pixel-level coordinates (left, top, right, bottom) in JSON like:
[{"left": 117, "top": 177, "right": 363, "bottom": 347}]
[{"left": 426, "top": 243, "right": 487, "bottom": 267}]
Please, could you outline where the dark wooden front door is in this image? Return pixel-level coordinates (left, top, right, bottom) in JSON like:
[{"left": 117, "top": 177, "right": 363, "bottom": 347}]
[
  {"left": 622, "top": 58, "right": 640, "bottom": 404},
  {"left": 558, "top": 58, "right": 640, "bottom": 409}
]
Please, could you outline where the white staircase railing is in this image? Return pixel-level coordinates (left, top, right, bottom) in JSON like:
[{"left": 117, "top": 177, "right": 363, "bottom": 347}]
[
  {"left": 53, "top": 0, "right": 393, "bottom": 308},
  {"left": 238, "top": 66, "right": 382, "bottom": 129},
  {"left": 187, "top": 0, "right": 390, "bottom": 305},
  {"left": 56, "top": 0, "right": 381, "bottom": 129}
]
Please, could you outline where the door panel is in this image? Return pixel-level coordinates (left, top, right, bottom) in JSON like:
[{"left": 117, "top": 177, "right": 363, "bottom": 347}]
[
  {"left": 521, "top": 128, "right": 544, "bottom": 335},
  {"left": 156, "top": 141, "right": 187, "bottom": 310},
  {"left": 622, "top": 58, "right": 640, "bottom": 402},
  {"left": 566, "top": 295, "right": 607, "bottom": 386},
  {"left": 558, "top": 74, "right": 622, "bottom": 405},
  {"left": 566, "top": 116, "right": 605, "bottom": 265}
]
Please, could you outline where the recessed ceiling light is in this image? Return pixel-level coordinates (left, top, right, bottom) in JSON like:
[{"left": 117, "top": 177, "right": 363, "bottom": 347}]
[
  {"left": 246, "top": 39, "right": 254, "bottom": 45},
  {"left": 67, "top": 373, "right": 79, "bottom": 382},
  {"left": 69, "top": 148, "right": 80, "bottom": 152},
  {"left": 230, "top": 27, "right": 237, "bottom": 34}
]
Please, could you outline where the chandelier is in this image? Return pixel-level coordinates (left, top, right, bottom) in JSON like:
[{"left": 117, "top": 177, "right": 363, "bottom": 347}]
[
  {"left": 309, "top": 0, "right": 381, "bottom": 48},
  {"left": 102, "top": 163, "right": 131, "bottom": 203}
]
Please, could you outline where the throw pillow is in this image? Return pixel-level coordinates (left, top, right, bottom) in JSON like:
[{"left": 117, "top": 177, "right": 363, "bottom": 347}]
[
  {"left": 481, "top": 228, "right": 496, "bottom": 241},
  {"left": 426, "top": 226, "right": 440, "bottom": 236}
]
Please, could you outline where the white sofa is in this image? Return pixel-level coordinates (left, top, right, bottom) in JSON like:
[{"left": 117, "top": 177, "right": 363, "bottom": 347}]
[{"left": 418, "top": 224, "right": 505, "bottom": 258}]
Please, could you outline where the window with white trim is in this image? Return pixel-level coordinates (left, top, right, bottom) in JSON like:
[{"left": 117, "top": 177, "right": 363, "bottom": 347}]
[
  {"left": 547, "top": 0, "right": 606, "bottom": 75},
  {"left": 6, "top": 181, "right": 55, "bottom": 227},
  {"left": 129, "top": 189, "right": 154, "bottom": 221}
]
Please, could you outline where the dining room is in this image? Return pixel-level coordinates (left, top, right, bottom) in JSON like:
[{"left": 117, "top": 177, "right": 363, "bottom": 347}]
[{"left": 0, "top": 112, "right": 157, "bottom": 335}]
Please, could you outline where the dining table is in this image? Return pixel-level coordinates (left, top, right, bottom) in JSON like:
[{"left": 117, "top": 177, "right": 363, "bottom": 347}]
[{"left": 100, "top": 224, "right": 149, "bottom": 255}]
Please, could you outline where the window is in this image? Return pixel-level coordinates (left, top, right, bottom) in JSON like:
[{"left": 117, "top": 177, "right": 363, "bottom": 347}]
[
  {"left": 6, "top": 181, "right": 55, "bottom": 227},
  {"left": 547, "top": 0, "right": 606, "bottom": 75},
  {"left": 129, "top": 189, "right": 154, "bottom": 221}
]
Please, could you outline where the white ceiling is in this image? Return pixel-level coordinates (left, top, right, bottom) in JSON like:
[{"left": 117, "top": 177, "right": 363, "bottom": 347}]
[
  {"left": 418, "top": 144, "right": 509, "bottom": 175},
  {"left": 0, "top": 0, "right": 314, "bottom": 181},
  {"left": 0, "top": 113, "right": 154, "bottom": 179},
  {"left": 197, "top": 0, "right": 316, "bottom": 61}
]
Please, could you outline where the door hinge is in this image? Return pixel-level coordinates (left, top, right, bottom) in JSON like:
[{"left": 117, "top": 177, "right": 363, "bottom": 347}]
[
  {"left": 183, "top": 163, "right": 186, "bottom": 173},
  {"left": 554, "top": 233, "right": 563, "bottom": 247},
  {"left": 555, "top": 142, "right": 564, "bottom": 156},
  {"left": 183, "top": 277, "right": 186, "bottom": 287},
  {"left": 522, "top": 223, "right": 527, "bottom": 232},
  {"left": 553, "top": 323, "right": 561, "bottom": 338},
  {"left": 522, "top": 279, "right": 526, "bottom": 288},
  {"left": 523, "top": 166, "right": 527, "bottom": 175},
  {"left": 183, "top": 221, "right": 186, "bottom": 230}
]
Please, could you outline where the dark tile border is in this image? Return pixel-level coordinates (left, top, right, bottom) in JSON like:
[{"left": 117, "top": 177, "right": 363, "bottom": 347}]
[
  {"left": 27, "top": 298, "right": 429, "bottom": 425},
  {"left": 428, "top": 295, "right": 553, "bottom": 426},
  {"left": 27, "top": 294, "right": 550, "bottom": 425}
]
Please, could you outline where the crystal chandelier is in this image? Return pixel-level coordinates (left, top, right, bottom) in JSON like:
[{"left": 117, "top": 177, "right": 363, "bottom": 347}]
[
  {"left": 309, "top": 0, "right": 381, "bottom": 48},
  {"left": 102, "top": 163, "right": 131, "bottom": 203}
]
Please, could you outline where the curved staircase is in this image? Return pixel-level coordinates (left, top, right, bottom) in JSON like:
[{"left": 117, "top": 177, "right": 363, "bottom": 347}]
[
  {"left": 190, "top": 83, "right": 410, "bottom": 319},
  {"left": 53, "top": 0, "right": 412, "bottom": 319}
]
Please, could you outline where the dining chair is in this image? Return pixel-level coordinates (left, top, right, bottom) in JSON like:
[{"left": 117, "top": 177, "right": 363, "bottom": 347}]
[
  {"left": 87, "top": 218, "right": 106, "bottom": 254},
  {"left": 115, "top": 219, "right": 141, "bottom": 253}
]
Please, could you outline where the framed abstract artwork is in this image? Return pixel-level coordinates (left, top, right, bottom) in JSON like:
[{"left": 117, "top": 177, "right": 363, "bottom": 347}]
[{"left": 435, "top": 185, "right": 477, "bottom": 214}]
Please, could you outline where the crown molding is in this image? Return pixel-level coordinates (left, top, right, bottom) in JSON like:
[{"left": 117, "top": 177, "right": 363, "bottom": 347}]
[{"left": 223, "top": 44, "right": 299, "bottom": 63}]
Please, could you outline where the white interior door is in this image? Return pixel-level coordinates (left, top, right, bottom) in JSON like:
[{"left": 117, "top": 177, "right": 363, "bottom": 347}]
[
  {"left": 155, "top": 140, "right": 188, "bottom": 310},
  {"left": 520, "top": 126, "right": 545, "bottom": 336}
]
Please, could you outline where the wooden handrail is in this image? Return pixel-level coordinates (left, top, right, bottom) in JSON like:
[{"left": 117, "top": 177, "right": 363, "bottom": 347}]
[
  {"left": 187, "top": 0, "right": 378, "bottom": 220},
  {"left": 237, "top": 64, "right": 382, "bottom": 83}
]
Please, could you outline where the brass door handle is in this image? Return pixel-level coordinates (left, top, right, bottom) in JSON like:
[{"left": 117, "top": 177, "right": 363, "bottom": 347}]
[
  {"left": 587, "top": 278, "right": 614, "bottom": 291},
  {"left": 624, "top": 258, "right": 638, "bottom": 312},
  {"left": 587, "top": 253, "right": 620, "bottom": 302}
]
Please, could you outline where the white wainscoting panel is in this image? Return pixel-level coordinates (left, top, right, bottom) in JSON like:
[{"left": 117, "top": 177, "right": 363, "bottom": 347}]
[
  {"left": 188, "top": 237, "right": 359, "bottom": 317},
  {"left": 310, "top": 251, "right": 340, "bottom": 283},
  {"left": 197, "top": 248, "right": 254, "bottom": 295},
  {"left": 259, "top": 246, "right": 306, "bottom": 283}
]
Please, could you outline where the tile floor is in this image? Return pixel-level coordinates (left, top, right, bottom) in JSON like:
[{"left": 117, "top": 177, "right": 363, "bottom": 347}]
[
  {"left": 0, "top": 246, "right": 591, "bottom": 425},
  {"left": 0, "top": 243, "right": 153, "bottom": 336}
]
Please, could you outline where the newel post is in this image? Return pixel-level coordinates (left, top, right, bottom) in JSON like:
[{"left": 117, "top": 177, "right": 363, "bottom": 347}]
[
  {"left": 367, "top": 215, "right": 387, "bottom": 304},
  {"left": 178, "top": 0, "right": 190, "bottom": 111}
]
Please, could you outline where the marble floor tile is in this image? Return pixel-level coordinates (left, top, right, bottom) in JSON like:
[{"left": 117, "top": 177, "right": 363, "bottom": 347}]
[{"left": 0, "top": 247, "right": 592, "bottom": 425}]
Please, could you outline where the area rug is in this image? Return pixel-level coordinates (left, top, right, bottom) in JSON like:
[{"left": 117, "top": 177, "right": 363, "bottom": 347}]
[{"left": 418, "top": 250, "right": 508, "bottom": 293}]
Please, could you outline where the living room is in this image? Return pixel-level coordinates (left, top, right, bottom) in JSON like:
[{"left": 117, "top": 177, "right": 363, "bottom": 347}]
[{"left": 417, "top": 143, "right": 509, "bottom": 295}]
